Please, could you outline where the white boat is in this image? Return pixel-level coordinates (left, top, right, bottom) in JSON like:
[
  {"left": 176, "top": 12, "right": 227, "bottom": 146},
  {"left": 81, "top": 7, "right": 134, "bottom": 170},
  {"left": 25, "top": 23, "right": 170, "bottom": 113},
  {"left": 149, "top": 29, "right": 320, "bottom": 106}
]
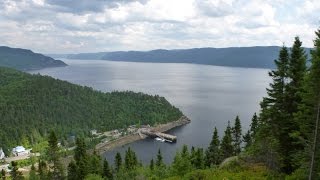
[{"left": 155, "top": 137, "right": 165, "bottom": 142}]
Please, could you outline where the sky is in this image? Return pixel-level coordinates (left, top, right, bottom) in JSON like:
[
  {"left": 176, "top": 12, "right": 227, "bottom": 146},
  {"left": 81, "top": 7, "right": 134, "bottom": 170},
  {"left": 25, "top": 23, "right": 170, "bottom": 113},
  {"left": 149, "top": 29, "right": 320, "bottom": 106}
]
[{"left": 0, "top": 0, "right": 319, "bottom": 54}]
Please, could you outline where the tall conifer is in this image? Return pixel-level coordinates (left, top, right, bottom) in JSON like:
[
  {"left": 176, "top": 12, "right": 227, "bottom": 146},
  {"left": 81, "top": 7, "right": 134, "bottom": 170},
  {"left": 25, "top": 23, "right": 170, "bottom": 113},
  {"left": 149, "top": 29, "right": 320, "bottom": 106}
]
[
  {"left": 221, "top": 121, "right": 234, "bottom": 160},
  {"left": 295, "top": 29, "right": 320, "bottom": 179},
  {"left": 102, "top": 159, "right": 113, "bottom": 180},
  {"left": 47, "top": 131, "right": 64, "bottom": 179},
  {"left": 205, "top": 127, "right": 221, "bottom": 166},
  {"left": 156, "top": 149, "right": 164, "bottom": 167},
  {"left": 232, "top": 116, "right": 242, "bottom": 155},
  {"left": 114, "top": 152, "right": 122, "bottom": 172}
]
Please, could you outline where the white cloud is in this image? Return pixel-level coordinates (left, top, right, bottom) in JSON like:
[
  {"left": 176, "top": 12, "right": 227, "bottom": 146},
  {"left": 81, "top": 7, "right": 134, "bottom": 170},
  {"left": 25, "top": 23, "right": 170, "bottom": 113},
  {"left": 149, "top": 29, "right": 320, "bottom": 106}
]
[
  {"left": 0, "top": 0, "right": 318, "bottom": 53},
  {"left": 195, "top": 0, "right": 235, "bottom": 17}
]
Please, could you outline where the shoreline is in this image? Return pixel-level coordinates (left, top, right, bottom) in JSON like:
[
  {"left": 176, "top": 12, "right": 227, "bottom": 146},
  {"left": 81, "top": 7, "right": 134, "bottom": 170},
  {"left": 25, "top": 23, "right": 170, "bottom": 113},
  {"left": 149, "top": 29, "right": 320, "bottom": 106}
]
[{"left": 96, "top": 116, "right": 191, "bottom": 154}]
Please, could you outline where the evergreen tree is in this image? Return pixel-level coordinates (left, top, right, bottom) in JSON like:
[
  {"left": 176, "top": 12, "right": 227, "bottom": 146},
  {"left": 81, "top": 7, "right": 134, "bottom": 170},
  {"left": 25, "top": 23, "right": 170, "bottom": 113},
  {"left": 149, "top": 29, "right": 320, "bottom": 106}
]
[
  {"left": 74, "top": 137, "right": 89, "bottom": 179},
  {"left": 76, "top": 159, "right": 88, "bottom": 180},
  {"left": 205, "top": 127, "right": 221, "bottom": 166},
  {"left": 29, "top": 163, "right": 39, "bottom": 180},
  {"left": 171, "top": 146, "right": 192, "bottom": 177},
  {"left": 10, "top": 161, "right": 23, "bottom": 180},
  {"left": 281, "top": 37, "right": 307, "bottom": 173},
  {"left": 74, "top": 138, "right": 87, "bottom": 164},
  {"left": 232, "top": 116, "right": 242, "bottom": 155},
  {"left": 149, "top": 159, "right": 154, "bottom": 171},
  {"left": 181, "top": 145, "right": 190, "bottom": 159},
  {"left": 152, "top": 149, "right": 167, "bottom": 179},
  {"left": 124, "top": 147, "right": 138, "bottom": 170},
  {"left": 243, "top": 130, "right": 252, "bottom": 148},
  {"left": 1, "top": 169, "right": 5, "bottom": 180},
  {"left": 156, "top": 149, "right": 164, "bottom": 167},
  {"left": 262, "top": 45, "right": 290, "bottom": 127},
  {"left": 295, "top": 29, "right": 320, "bottom": 179},
  {"left": 88, "top": 150, "right": 102, "bottom": 175},
  {"left": 250, "top": 113, "right": 258, "bottom": 137},
  {"left": 243, "top": 113, "right": 259, "bottom": 149},
  {"left": 194, "top": 148, "right": 205, "bottom": 169},
  {"left": 288, "top": 37, "right": 307, "bottom": 115},
  {"left": 190, "top": 146, "right": 196, "bottom": 168},
  {"left": 102, "top": 159, "right": 113, "bottom": 180},
  {"left": 114, "top": 152, "right": 122, "bottom": 172},
  {"left": 47, "top": 131, "right": 64, "bottom": 179},
  {"left": 256, "top": 45, "right": 295, "bottom": 172},
  {"left": 67, "top": 161, "right": 78, "bottom": 180},
  {"left": 221, "top": 121, "right": 234, "bottom": 160},
  {"left": 38, "top": 160, "right": 48, "bottom": 180}
]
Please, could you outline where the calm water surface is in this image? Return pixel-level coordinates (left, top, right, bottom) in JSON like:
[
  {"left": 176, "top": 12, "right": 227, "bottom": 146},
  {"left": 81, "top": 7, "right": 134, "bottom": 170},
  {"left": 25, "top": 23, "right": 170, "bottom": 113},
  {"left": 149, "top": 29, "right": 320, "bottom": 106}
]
[{"left": 30, "top": 59, "right": 270, "bottom": 164}]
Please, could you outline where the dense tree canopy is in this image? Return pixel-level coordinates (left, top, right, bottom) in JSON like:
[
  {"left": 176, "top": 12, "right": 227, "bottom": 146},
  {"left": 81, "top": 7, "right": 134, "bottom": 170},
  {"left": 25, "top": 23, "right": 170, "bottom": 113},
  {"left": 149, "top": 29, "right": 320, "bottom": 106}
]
[
  {"left": 252, "top": 30, "right": 320, "bottom": 179},
  {"left": 294, "top": 29, "right": 320, "bottom": 179},
  {"left": 0, "top": 67, "right": 183, "bottom": 152}
]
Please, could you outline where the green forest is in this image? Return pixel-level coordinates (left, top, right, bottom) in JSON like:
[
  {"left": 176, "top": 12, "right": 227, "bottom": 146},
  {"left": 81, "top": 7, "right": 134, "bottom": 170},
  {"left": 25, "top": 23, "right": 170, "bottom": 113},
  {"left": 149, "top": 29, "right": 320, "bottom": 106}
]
[
  {"left": 0, "top": 67, "right": 183, "bottom": 153},
  {"left": 0, "top": 46, "right": 66, "bottom": 71},
  {"left": 1, "top": 29, "right": 320, "bottom": 179}
]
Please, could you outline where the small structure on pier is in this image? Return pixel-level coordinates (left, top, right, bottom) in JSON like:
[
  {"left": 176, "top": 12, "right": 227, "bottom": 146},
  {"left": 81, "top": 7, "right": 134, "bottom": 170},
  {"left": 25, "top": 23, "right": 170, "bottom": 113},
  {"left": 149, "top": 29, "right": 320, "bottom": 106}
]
[{"left": 140, "top": 129, "right": 177, "bottom": 142}]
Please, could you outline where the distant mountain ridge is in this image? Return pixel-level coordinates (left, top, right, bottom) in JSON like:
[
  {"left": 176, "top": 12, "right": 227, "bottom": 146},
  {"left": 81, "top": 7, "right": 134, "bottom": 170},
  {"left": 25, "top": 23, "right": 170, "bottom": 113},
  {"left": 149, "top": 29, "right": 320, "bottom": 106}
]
[
  {"left": 0, "top": 46, "right": 67, "bottom": 71},
  {"left": 49, "top": 46, "right": 312, "bottom": 69}
]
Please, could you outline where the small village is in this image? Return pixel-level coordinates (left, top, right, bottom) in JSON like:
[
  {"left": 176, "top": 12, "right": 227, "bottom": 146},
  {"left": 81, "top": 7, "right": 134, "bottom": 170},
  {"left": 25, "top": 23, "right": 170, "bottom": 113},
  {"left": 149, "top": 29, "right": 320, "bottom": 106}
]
[
  {"left": 0, "top": 124, "right": 150, "bottom": 173},
  {"left": 0, "top": 146, "right": 33, "bottom": 173},
  {"left": 0, "top": 116, "right": 190, "bottom": 176},
  {"left": 92, "top": 124, "right": 148, "bottom": 143}
]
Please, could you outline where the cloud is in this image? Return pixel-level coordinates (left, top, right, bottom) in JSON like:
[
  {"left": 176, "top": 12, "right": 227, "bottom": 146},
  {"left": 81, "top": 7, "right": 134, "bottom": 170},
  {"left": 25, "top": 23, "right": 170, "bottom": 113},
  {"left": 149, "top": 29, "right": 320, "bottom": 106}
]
[
  {"left": 0, "top": 0, "right": 319, "bottom": 53},
  {"left": 44, "top": 0, "right": 148, "bottom": 14},
  {"left": 298, "top": 0, "right": 320, "bottom": 25},
  {"left": 195, "top": 0, "right": 234, "bottom": 17}
]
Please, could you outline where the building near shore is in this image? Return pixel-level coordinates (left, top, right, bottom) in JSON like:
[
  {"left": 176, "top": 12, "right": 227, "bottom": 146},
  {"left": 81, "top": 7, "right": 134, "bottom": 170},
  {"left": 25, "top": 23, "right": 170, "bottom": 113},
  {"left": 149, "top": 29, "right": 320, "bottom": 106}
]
[
  {"left": 90, "top": 129, "right": 98, "bottom": 136},
  {"left": 12, "top": 146, "right": 29, "bottom": 156},
  {"left": 127, "top": 126, "right": 137, "bottom": 134},
  {"left": 0, "top": 148, "right": 5, "bottom": 159}
]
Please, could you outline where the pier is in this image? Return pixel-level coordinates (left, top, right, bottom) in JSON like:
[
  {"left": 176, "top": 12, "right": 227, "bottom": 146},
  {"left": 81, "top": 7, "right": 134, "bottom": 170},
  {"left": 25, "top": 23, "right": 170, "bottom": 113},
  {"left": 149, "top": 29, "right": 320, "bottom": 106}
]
[
  {"left": 96, "top": 116, "right": 191, "bottom": 153},
  {"left": 140, "top": 129, "right": 177, "bottom": 142}
]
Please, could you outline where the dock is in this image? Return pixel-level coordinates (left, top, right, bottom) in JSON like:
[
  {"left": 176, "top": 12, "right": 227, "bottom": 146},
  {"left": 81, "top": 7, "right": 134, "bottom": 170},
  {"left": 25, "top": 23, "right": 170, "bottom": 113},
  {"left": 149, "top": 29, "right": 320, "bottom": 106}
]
[
  {"left": 96, "top": 116, "right": 191, "bottom": 153},
  {"left": 140, "top": 129, "right": 177, "bottom": 142}
]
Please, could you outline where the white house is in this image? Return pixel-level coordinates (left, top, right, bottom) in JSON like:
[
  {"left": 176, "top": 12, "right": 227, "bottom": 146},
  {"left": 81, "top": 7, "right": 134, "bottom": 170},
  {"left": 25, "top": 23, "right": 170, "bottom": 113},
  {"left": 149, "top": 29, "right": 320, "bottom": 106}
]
[
  {"left": 12, "top": 146, "right": 28, "bottom": 156},
  {"left": 90, "top": 129, "right": 98, "bottom": 136},
  {"left": 0, "top": 148, "right": 5, "bottom": 159}
]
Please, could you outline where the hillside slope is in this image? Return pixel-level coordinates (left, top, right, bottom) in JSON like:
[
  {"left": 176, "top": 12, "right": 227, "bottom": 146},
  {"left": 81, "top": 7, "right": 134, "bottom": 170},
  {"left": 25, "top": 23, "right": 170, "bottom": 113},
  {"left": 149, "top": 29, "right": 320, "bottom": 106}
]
[
  {"left": 0, "top": 46, "right": 67, "bottom": 70},
  {"left": 101, "top": 47, "right": 282, "bottom": 68},
  {"left": 50, "top": 46, "right": 312, "bottom": 69},
  {"left": 0, "top": 67, "right": 183, "bottom": 151}
]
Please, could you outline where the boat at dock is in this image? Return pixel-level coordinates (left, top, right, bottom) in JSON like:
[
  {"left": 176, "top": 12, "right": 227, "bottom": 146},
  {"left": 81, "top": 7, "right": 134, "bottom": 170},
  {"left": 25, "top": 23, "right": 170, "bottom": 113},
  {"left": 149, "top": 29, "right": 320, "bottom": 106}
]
[{"left": 155, "top": 137, "right": 165, "bottom": 142}]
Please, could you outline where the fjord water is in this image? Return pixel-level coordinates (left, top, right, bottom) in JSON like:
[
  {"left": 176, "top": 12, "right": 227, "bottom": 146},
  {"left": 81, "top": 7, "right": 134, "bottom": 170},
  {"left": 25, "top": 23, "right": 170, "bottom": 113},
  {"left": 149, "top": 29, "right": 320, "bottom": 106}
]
[{"left": 30, "top": 59, "right": 270, "bottom": 164}]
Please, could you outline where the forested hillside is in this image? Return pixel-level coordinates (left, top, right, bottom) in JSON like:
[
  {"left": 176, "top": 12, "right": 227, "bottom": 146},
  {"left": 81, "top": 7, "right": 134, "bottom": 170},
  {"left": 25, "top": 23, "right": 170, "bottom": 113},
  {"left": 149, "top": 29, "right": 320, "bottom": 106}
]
[
  {"left": 0, "top": 46, "right": 66, "bottom": 71},
  {"left": 0, "top": 67, "right": 182, "bottom": 152},
  {"left": 50, "top": 46, "right": 311, "bottom": 69},
  {"left": 101, "top": 47, "right": 282, "bottom": 68}
]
